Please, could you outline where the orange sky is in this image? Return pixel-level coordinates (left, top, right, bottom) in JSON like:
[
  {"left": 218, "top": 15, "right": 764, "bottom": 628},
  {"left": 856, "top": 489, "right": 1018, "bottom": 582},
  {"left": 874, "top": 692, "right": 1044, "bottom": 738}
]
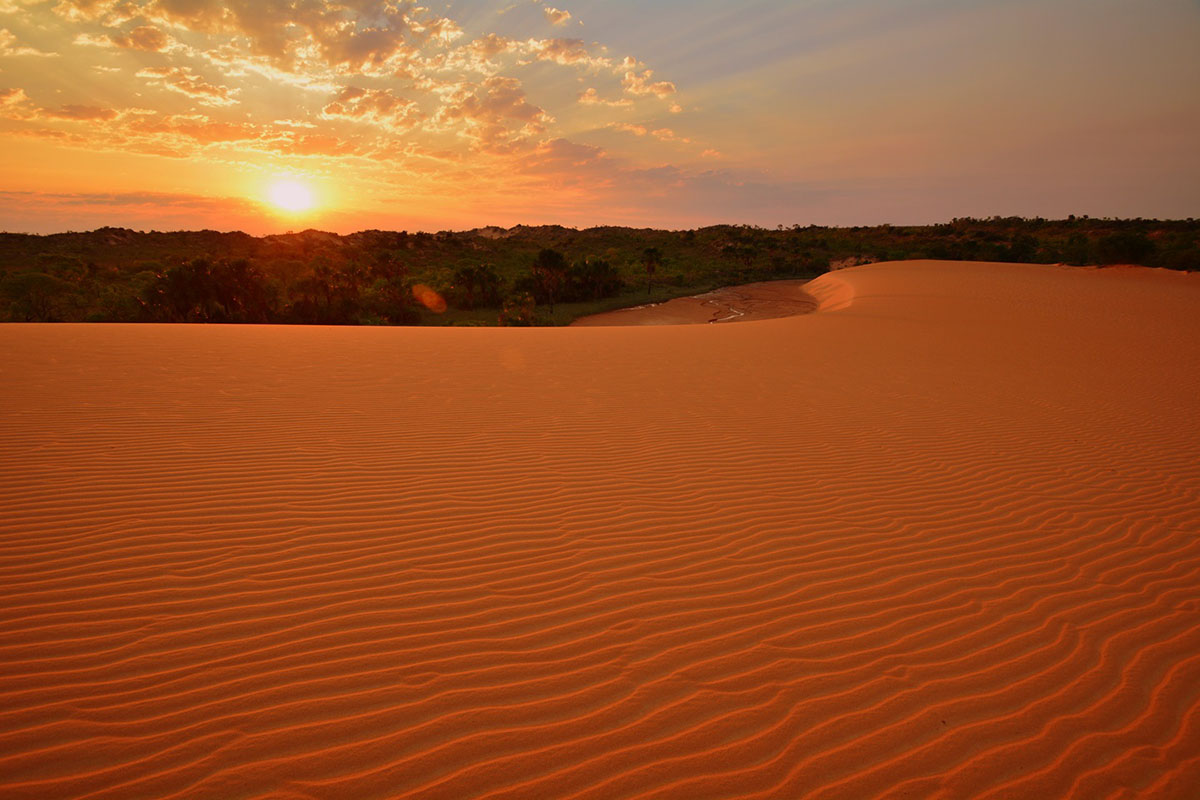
[{"left": 1, "top": 0, "right": 1198, "bottom": 234}]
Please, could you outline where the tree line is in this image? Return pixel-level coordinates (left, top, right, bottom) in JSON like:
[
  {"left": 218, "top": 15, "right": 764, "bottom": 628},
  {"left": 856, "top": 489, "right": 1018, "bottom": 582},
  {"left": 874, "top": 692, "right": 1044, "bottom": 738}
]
[{"left": 2, "top": 217, "right": 1196, "bottom": 325}]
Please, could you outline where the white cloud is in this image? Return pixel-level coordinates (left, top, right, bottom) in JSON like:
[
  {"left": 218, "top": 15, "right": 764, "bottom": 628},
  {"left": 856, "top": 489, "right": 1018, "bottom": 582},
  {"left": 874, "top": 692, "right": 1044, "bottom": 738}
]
[
  {"left": 543, "top": 6, "right": 571, "bottom": 26},
  {"left": 622, "top": 67, "right": 676, "bottom": 99},
  {"left": 579, "top": 87, "right": 631, "bottom": 107}
]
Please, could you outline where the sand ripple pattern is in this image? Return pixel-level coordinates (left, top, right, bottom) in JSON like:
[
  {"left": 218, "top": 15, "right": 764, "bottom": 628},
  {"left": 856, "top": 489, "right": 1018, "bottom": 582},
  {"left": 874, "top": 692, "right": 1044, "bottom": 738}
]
[{"left": 2, "top": 261, "right": 1199, "bottom": 799}]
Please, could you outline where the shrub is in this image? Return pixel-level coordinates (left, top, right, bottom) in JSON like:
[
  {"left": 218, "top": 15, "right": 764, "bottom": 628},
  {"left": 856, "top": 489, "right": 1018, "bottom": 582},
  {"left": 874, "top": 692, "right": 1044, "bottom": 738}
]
[
  {"left": 1096, "top": 232, "right": 1155, "bottom": 265},
  {"left": 498, "top": 293, "right": 537, "bottom": 326}
]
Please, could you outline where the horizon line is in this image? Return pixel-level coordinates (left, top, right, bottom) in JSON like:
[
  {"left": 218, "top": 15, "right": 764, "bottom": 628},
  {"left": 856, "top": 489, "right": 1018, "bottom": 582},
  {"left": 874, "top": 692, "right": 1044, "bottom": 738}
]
[{"left": 4, "top": 215, "right": 1197, "bottom": 239}]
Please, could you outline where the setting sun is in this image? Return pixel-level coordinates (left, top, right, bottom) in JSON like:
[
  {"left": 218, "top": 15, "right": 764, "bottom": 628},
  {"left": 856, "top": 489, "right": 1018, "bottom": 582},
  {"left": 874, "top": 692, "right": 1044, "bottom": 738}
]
[{"left": 267, "top": 180, "right": 315, "bottom": 213}]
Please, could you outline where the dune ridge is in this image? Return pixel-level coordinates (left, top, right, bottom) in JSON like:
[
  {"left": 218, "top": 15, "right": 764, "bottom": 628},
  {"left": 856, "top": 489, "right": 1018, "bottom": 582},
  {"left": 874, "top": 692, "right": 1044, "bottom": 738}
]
[{"left": 2, "top": 260, "right": 1199, "bottom": 799}]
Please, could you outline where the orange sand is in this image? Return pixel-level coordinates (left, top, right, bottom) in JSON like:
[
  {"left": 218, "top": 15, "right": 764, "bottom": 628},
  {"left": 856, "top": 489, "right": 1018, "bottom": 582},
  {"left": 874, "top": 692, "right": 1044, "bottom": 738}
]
[{"left": 2, "top": 260, "right": 1200, "bottom": 799}]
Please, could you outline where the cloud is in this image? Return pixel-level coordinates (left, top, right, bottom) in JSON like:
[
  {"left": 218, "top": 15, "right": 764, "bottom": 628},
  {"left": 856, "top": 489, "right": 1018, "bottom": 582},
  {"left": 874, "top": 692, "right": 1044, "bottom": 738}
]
[
  {"left": 25, "top": 1, "right": 689, "bottom": 140},
  {"left": 127, "top": 112, "right": 260, "bottom": 144},
  {"left": 461, "top": 32, "right": 515, "bottom": 64},
  {"left": 517, "top": 137, "right": 605, "bottom": 173},
  {"left": 651, "top": 127, "right": 690, "bottom": 144},
  {"left": 137, "top": 66, "right": 239, "bottom": 106},
  {"left": 0, "top": 28, "right": 57, "bottom": 56},
  {"left": 265, "top": 131, "right": 363, "bottom": 157},
  {"left": 73, "top": 32, "right": 113, "bottom": 46},
  {"left": 315, "top": 23, "right": 419, "bottom": 73},
  {"left": 543, "top": 6, "right": 571, "bottom": 26},
  {"left": 0, "top": 86, "right": 34, "bottom": 118},
  {"left": 321, "top": 86, "right": 424, "bottom": 132},
  {"left": 608, "top": 123, "right": 690, "bottom": 144},
  {"left": 50, "top": 0, "right": 138, "bottom": 24},
  {"left": 200, "top": 45, "right": 342, "bottom": 93},
  {"left": 579, "top": 87, "right": 631, "bottom": 107},
  {"left": 609, "top": 122, "right": 647, "bottom": 136},
  {"left": 138, "top": 0, "right": 463, "bottom": 74},
  {"left": 40, "top": 104, "right": 120, "bottom": 120},
  {"left": 7, "top": 99, "right": 373, "bottom": 161},
  {"left": 622, "top": 66, "right": 676, "bottom": 99},
  {"left": 111, "top": 24, "right": 171, "bottom": 51},
  {"left": 434, "top": 75, "right": 552, "bottom": 151},
  {"left": 520, "top": 37, "right": 606, "bottom": 68},
  {"left": 0, "top": 189, "right": 269, "bottom": 234},
  {"left": 75, "top": 24, "right": 171, "bottom": 51},
  {"left": 0, "top": 189, "right": 244, "bottom": 209},
  {"left": 0, "top": 88, "right": 120, "bottom": 122},
  {"left": 2, "top": 0, "right": 708, "bottom": 231}
]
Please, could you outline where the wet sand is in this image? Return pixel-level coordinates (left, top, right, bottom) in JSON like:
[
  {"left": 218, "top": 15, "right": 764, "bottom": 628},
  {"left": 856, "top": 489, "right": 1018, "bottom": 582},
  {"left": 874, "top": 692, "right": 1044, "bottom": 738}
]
[{"left": 571, "top": 279, "right": 817, "bottom": 325}]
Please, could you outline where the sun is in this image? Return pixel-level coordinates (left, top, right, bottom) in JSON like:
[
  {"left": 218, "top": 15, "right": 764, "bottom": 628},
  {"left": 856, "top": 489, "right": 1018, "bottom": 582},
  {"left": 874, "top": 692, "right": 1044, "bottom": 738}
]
[{"left": 267, "top": 179, "right": 315, "bottom": 213}]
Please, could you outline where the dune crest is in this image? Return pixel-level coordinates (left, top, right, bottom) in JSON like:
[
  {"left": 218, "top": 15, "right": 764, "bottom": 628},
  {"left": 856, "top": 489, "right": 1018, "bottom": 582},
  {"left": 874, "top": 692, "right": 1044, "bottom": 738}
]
[
  {"left": 802, "top": 270, "right": 856, "bottom": 313},
  {"left": 2, "top": 260, "right": 1199, "bottom": 799}
]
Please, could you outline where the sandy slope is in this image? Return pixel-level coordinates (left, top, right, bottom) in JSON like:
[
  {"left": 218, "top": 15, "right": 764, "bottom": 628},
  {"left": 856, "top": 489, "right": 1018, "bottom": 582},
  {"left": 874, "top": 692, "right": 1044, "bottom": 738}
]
[{"left": 2, "top": 260, "right": 1199, "bottom": 800}]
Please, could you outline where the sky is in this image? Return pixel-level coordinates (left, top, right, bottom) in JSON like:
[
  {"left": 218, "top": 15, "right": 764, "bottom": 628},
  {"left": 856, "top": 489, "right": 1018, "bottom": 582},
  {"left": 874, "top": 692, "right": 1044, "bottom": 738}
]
[{"left": 0, "top": 0, "right": 1198, "bottom": 234}]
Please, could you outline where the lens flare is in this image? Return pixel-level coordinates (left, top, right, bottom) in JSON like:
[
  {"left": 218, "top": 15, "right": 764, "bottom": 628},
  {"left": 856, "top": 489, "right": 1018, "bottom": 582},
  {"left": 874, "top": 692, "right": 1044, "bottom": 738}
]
[{"left": 412, "top": 284, "right": 447, "bottom": 313}]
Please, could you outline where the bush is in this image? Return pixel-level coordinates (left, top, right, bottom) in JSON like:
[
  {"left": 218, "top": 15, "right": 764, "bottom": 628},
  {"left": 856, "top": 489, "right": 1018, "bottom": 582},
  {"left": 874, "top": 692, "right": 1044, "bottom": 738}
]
[
  {"left": 498, "top": 293, "right": 537, "bottom": 326},
  {"left": 142, "top": 259, "right": 275, "bottom": 323},
  {"left": 1096, "top": 232, "right": 1155, "bottom": 265},
  {"left": 1, "top": 271, "right": 71, "bottom": 321}
]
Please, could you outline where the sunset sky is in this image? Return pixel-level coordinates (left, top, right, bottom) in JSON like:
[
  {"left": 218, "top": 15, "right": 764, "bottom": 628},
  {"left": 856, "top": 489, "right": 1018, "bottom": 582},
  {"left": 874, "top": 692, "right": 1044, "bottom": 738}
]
[{"left": 1, "top": 0, "right": 1198, "bottom": 234}]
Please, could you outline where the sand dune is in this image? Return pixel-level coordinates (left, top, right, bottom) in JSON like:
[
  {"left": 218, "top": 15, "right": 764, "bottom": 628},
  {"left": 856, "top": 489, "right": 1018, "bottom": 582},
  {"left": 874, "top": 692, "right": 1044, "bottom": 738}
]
[{"left": 2, "top": 260, "right": 1199, "bottom": 799}]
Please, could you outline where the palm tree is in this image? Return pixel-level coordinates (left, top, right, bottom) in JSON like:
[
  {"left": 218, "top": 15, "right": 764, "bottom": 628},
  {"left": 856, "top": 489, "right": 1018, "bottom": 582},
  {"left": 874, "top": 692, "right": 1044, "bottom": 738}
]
[
  {"left": 641, "top": 247, "right": 663, "bottom": 295},
  {"left": 532, "top": 249, "right": 568, "bottom": 313},
  {"left": 452, "top": 264, "right": 504, "bottom": 310},
  {"left": 572, "top": 257, "right": 623, "bottom": 300},
  {"left": 474, "top": 264, "right": 503, "bottom": 307},
  {"left": 452, "top": 266, "right": 478, "bottom": 309}
]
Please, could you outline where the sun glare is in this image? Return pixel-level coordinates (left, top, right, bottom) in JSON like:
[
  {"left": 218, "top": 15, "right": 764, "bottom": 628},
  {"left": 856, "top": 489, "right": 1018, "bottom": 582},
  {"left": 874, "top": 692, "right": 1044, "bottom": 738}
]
[{"left": 267, "top": 180, "right": 315, "bottom": 213}]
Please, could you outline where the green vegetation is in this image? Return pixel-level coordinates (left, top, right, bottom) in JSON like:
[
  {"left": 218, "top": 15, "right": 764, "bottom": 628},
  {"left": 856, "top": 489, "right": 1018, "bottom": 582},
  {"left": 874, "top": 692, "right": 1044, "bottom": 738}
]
[{"left": 1, "top": 217, "right": 1196, "bottom": 325}]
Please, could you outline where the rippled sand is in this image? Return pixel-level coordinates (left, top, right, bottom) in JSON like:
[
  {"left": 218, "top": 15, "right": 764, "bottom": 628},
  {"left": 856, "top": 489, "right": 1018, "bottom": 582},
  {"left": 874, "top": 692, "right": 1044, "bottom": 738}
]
[{"left": 2, "top": 260, "right": 1199, "bottom": 799}]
